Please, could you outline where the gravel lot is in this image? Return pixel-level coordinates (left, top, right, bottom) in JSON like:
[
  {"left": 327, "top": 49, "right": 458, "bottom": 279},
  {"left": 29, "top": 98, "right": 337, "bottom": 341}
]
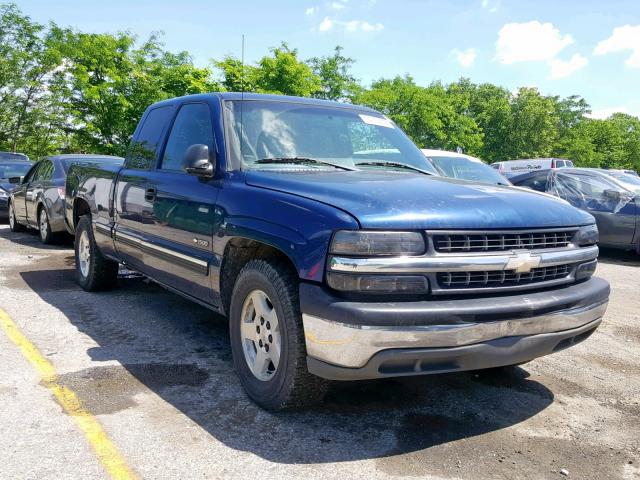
[{"left": 0, "top": 223, "right": 639, "bottom": 480}]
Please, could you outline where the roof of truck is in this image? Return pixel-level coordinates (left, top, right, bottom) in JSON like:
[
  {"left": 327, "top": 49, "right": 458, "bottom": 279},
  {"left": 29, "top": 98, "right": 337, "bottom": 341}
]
[{"left": 151, "top": 92, "right": 379, "bottom": 113}]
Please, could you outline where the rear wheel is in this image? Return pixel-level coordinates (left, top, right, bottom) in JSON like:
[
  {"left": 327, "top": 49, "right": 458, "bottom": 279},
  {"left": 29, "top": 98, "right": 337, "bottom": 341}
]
[
  {"left": 38, "top": 207, "right": 55, "bottom": 244},
  {"left": 74, "top": 215, "right": 118, "bottom": 291},
  {"left": 229, "top": 259, "right": 329, "bottom": 410},
  {"left": 8, "top": 201, "right": 25, "bottom": 232}
]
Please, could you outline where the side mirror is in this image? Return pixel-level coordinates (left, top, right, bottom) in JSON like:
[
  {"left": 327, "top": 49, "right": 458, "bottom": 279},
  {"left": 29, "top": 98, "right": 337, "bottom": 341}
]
[
  {"left": 182, "top": 144, "right": 214, "bottom": 178},
  {"left": 8, "top": 176, "right": 22, "bottom": 184}
]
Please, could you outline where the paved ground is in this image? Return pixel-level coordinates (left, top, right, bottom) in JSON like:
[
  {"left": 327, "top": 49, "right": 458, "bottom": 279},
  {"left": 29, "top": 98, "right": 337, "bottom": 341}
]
[{"left": 0, "top": 223, "right": 639, "bottom": 480}]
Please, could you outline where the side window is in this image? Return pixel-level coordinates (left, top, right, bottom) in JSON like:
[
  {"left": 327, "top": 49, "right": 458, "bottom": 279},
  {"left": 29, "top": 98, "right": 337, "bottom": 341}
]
[
  {"left": 125, "top": 106, "right": 173, "bottom": 170},
  {"left": 161, "top": 103, "right": 214, "bottom": 171},
  {"left": 516, "top": 173, "right": 548, "bottom": 192},
  {"left": 38, "top": 161, "right": 54, "bottom": 181},
  {"left": 23, "top": 163, "right": 40, "bottom": 183}
]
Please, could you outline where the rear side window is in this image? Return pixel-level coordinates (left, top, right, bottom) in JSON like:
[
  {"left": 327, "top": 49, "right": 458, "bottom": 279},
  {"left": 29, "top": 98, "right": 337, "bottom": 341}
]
[
  {"left": 125, "top": 106, "right": 173, "bottom": 170},
  {"left": 33, "top": 160, "right": 54, "bottom": 182},
  {"left": 161, "top": 103, "right": 214, "bottom": 171},
  {"left": 514, "top": 172, "right": 549, "bottom": 192}
]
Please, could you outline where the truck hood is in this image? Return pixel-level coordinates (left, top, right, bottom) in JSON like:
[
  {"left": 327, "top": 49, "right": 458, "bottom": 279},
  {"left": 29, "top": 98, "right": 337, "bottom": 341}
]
[{"left": 245, "top": 170, "right": 595, "bottom": 229}]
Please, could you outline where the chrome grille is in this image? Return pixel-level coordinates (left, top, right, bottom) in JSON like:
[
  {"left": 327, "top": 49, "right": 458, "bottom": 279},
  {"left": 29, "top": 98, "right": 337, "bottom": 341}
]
[
  {"left": 432, "top": 230, "right": 574, "bottom": 253},
  {"left": 437, "top": 264, "right": 571, "bottom": 289}
]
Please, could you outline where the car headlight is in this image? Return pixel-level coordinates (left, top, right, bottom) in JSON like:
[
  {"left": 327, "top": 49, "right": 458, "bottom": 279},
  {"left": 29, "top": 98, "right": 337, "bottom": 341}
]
[
  {"left": 0, "top": 190, "right": 8, "bottom": 199},
  {"left": 575, "top": 224, "right": 599, "bottom": 246},
  {"left": 330, "top": 230, "right": 426, "bottom": 256}
]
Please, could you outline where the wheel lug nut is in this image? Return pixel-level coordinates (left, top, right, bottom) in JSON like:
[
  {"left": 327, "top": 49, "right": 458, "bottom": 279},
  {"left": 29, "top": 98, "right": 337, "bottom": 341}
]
[{"left": 268, "top": 334, "right": 273, "bottom": 343}]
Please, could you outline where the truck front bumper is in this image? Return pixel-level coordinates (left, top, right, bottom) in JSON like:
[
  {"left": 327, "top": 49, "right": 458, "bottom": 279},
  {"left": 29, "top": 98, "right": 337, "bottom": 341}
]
[{"left": 300, "top": 277, "right": 609, "bottom": 380}]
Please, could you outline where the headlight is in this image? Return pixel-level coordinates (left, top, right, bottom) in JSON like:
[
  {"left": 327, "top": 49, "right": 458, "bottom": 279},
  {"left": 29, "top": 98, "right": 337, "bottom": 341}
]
[
  {"left": 0, "top": 190, "right": 8, "bottom": 199},
  {"left": 575, "top": 224, "right": 599, "bottom": 246},
  {"left": 330, "top": 230, "right": 426, "bottom": 256}
]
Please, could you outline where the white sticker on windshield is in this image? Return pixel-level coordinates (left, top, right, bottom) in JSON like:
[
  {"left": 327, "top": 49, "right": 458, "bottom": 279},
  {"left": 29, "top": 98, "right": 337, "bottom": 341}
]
[{"left": 359, "top": 114, "right": 395, "bottom": 129}]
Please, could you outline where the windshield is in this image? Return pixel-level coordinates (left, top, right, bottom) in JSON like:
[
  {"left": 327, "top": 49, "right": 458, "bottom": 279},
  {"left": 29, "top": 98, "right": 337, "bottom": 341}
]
[
  {"left": 605, "top": 171, "right": 640, "bottom": 193},
  {"left": 0, "top": 162, "right": 32, "bottom": 179},
  {"left": 224, "top": 100, "right": 438, "bottom": 174},
  {"left": 426, "top": 155, "right": 510, "bottom": 185}
]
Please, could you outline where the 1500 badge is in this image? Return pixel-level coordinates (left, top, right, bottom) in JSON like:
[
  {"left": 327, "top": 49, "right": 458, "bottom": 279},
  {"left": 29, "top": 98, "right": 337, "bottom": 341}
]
[{"left": 193, "top": 238, "right": 209, "bottom": 247}]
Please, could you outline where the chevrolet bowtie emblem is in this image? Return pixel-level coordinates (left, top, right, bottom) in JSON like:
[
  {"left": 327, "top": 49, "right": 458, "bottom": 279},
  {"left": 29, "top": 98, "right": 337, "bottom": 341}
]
[{"left": 506, "top": 252, "right": 541, "bottom": 273}]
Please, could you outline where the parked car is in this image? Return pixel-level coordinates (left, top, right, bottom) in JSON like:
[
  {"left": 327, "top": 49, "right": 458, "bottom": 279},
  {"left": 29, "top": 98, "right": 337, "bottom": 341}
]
[
  {"left": 421, "top": 149, "right": 510, "bottom": 185},
  {"left": 8, "top": 154, "right": 123, "bottom": 243},
  {"left": 66, "top": 93, "right": 608, "bottom": 410},
  {"left": 491, "top": 158, "right": 574, "bottom": 178},
  {"left": 0, "top": 151, "right": 29, "bottom": 163},
  {"left": 511, "top": 168, "right": 639, "bottom": 252},
  {"left": 608, "top": 168, "right": 638, "bottom": 178},
  {"left": 0, "top": 153, "right": 32, "bottom": 220}
]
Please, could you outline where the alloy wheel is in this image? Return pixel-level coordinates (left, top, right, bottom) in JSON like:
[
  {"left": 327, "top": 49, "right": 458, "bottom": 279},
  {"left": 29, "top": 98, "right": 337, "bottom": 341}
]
[{"left": 240, "top": 289, "right": 281, "bottom": 381}]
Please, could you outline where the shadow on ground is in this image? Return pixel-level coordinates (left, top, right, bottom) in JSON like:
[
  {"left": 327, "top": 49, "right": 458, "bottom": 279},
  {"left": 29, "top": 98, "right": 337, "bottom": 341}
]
[
  {"left": 17, "top": 262, "right": 554, "bottom": 465},
  {"left": 598, "top": 247, "right": 640, "bottom": 266}
]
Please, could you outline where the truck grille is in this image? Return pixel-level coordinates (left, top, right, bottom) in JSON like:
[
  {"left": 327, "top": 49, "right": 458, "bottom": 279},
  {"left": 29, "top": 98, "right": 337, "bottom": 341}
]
[
  {"left": 432, "top": 230, "right": 574, "bottom": 253},
  {"left": 437, "top": 264, "right": 571, "bottom": 289}
]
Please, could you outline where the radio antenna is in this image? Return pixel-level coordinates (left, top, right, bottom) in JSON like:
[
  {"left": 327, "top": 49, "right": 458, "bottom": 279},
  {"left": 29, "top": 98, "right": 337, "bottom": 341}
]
[
  {"left": 240, "top": 34, "right": 245, "bottom": 164},
  {"left": 241, "top": 34, "right": 245, "bottom": 97}
]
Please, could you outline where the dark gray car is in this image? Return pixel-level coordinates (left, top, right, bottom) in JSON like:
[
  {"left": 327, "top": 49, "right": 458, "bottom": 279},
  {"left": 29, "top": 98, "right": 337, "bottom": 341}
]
[
  {"left": 9, "top": 154, "right": 123, "bottom": 243},
  {"left": 511, "top": 168, "right": 639, "bottom": 252}
]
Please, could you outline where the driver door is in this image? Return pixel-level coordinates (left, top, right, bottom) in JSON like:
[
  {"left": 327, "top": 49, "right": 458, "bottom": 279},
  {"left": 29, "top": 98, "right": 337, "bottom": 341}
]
[{"left": 12, "top": 162, "right": 40, "bottom": 222}]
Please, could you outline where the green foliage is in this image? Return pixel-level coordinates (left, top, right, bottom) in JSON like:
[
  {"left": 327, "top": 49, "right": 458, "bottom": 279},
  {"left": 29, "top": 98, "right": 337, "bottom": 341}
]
[{"left": 0, "top": 2, "right": 638, "bottom": 172}]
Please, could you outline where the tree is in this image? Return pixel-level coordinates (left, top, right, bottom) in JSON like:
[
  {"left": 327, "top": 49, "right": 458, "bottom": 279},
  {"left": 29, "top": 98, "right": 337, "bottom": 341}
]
[
  {"left": 308, "top": 46, "right": 360, "bottom": 101},
  {"left": 254, "top": 43, "right": 321, "bottom": 96}
]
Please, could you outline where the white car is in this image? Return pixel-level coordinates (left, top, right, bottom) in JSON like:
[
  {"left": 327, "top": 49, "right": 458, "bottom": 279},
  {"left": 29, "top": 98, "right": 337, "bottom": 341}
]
[
  {"left": 490, "top": 158, "right": 574, "bottom": 178},
  {"left": 421, "top": 149, "right": 510, "bottom": 185}
]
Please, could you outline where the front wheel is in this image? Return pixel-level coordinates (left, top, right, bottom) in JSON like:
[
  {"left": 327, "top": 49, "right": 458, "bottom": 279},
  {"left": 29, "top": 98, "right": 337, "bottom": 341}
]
[
  {"left": 229, "top": 259, "right": 329, "bottom": 410},
  {"left": 74, "top": 215, "right": 118, "bottom": 291},
  {"left": 8, "top": 201, "right": 25, "bottom": 232}
]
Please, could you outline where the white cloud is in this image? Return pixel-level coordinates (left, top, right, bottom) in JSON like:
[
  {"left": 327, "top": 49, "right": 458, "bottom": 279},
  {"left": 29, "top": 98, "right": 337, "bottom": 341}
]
[
  {"left": 496, "top": 21, "right": 573, "bottom": 64},
  {"left": 305, "top": 6, "right": 317, "bottom": 15},
  {"left": 344, "top": 19, "right": 383, "bottom": 32},
  {"left": 451, "top": 48, "right": 477, "bottom": 68},
  {"left": 594, "top": 25, "right": 640, "bottom": 68},
  {"left": 548, "top": 53, "right": 588, "bottom": 79},
  {"left": 318, "top": 16, "right": 334, "bottom": 32},
  {"left": 330, "top": 1, "right": 346, "bottom": 10}
]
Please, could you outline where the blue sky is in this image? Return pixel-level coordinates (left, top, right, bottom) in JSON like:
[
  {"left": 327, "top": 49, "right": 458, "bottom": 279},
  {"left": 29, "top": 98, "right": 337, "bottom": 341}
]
[{"left": 14, "top": 0, "right": 640, "bottom": 118}]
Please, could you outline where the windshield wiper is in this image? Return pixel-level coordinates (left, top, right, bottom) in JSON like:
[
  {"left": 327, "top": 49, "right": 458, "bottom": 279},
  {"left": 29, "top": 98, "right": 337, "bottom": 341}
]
[
  {"left": 355, "top": 161, "right": 434, "bottom": 176},
  {"left": 255, "top": 157, "right": 356, "bottom": 171}
]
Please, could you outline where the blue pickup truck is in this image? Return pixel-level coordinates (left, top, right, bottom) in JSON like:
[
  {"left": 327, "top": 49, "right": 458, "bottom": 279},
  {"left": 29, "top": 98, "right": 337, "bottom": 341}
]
[{"left": 66, "top": 93, "right": 609, "bottom": 409}]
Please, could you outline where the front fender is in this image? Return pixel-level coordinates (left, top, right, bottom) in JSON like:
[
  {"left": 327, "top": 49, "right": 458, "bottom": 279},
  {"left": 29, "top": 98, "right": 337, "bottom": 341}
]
[{"left": 213, "top": 178, "right": 359, "bottom": 283}]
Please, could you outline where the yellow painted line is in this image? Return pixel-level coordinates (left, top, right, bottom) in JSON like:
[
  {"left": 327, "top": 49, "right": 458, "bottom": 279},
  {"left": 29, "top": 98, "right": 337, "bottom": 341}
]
[{"left": 0, "top": 308, "right": 137, "bottom": 480}]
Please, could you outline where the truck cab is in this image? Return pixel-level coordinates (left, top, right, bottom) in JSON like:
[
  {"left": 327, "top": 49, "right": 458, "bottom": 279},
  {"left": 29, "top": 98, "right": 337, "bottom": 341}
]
[{"left": 67, "top": 93, "right": 609, "bottom": 410}]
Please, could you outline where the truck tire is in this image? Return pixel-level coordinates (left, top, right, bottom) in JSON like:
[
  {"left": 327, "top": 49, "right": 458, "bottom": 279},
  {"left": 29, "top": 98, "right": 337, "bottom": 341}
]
[
  {"left": 74, "top": 215, "right": 118, "bottom": 291},
  {"left": 229, "top": 259, "right": 329, "bottom": 410},
  {"left": 8, "top": 201, "right": 25, "bottom": 232},
  {"left": 38, "top": 206, "right": 55, "bottom": 244}
]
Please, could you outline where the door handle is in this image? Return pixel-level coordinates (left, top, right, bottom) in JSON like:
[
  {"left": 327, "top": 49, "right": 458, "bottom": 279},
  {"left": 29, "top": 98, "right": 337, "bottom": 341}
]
[{"left": 145, "top": 187, "right": 156, "bottom": 202}]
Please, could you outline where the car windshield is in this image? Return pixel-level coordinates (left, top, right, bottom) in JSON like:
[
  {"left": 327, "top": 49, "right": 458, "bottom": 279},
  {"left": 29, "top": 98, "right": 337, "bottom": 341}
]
[
  {"left": 426, "top": 155, "right": 510, "bottom": 185},
  {"left": 605, "top": 171, "right": 640, "bottom": 194},
  {"left": 224, "top": 100, "right": 439, "bottom": 174},
  {"left": 0, "top": 162, "right": 32, "bottom": 179}
]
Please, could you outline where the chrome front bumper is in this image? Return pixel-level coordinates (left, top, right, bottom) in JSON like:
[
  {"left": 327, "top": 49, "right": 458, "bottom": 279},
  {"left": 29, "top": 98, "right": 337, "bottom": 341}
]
[
  {"left": 300, "top": 277, "right": 610, "bottom": 379},
  {"left": 303, "top": 299, "right": 607, "bottom": 369}
]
